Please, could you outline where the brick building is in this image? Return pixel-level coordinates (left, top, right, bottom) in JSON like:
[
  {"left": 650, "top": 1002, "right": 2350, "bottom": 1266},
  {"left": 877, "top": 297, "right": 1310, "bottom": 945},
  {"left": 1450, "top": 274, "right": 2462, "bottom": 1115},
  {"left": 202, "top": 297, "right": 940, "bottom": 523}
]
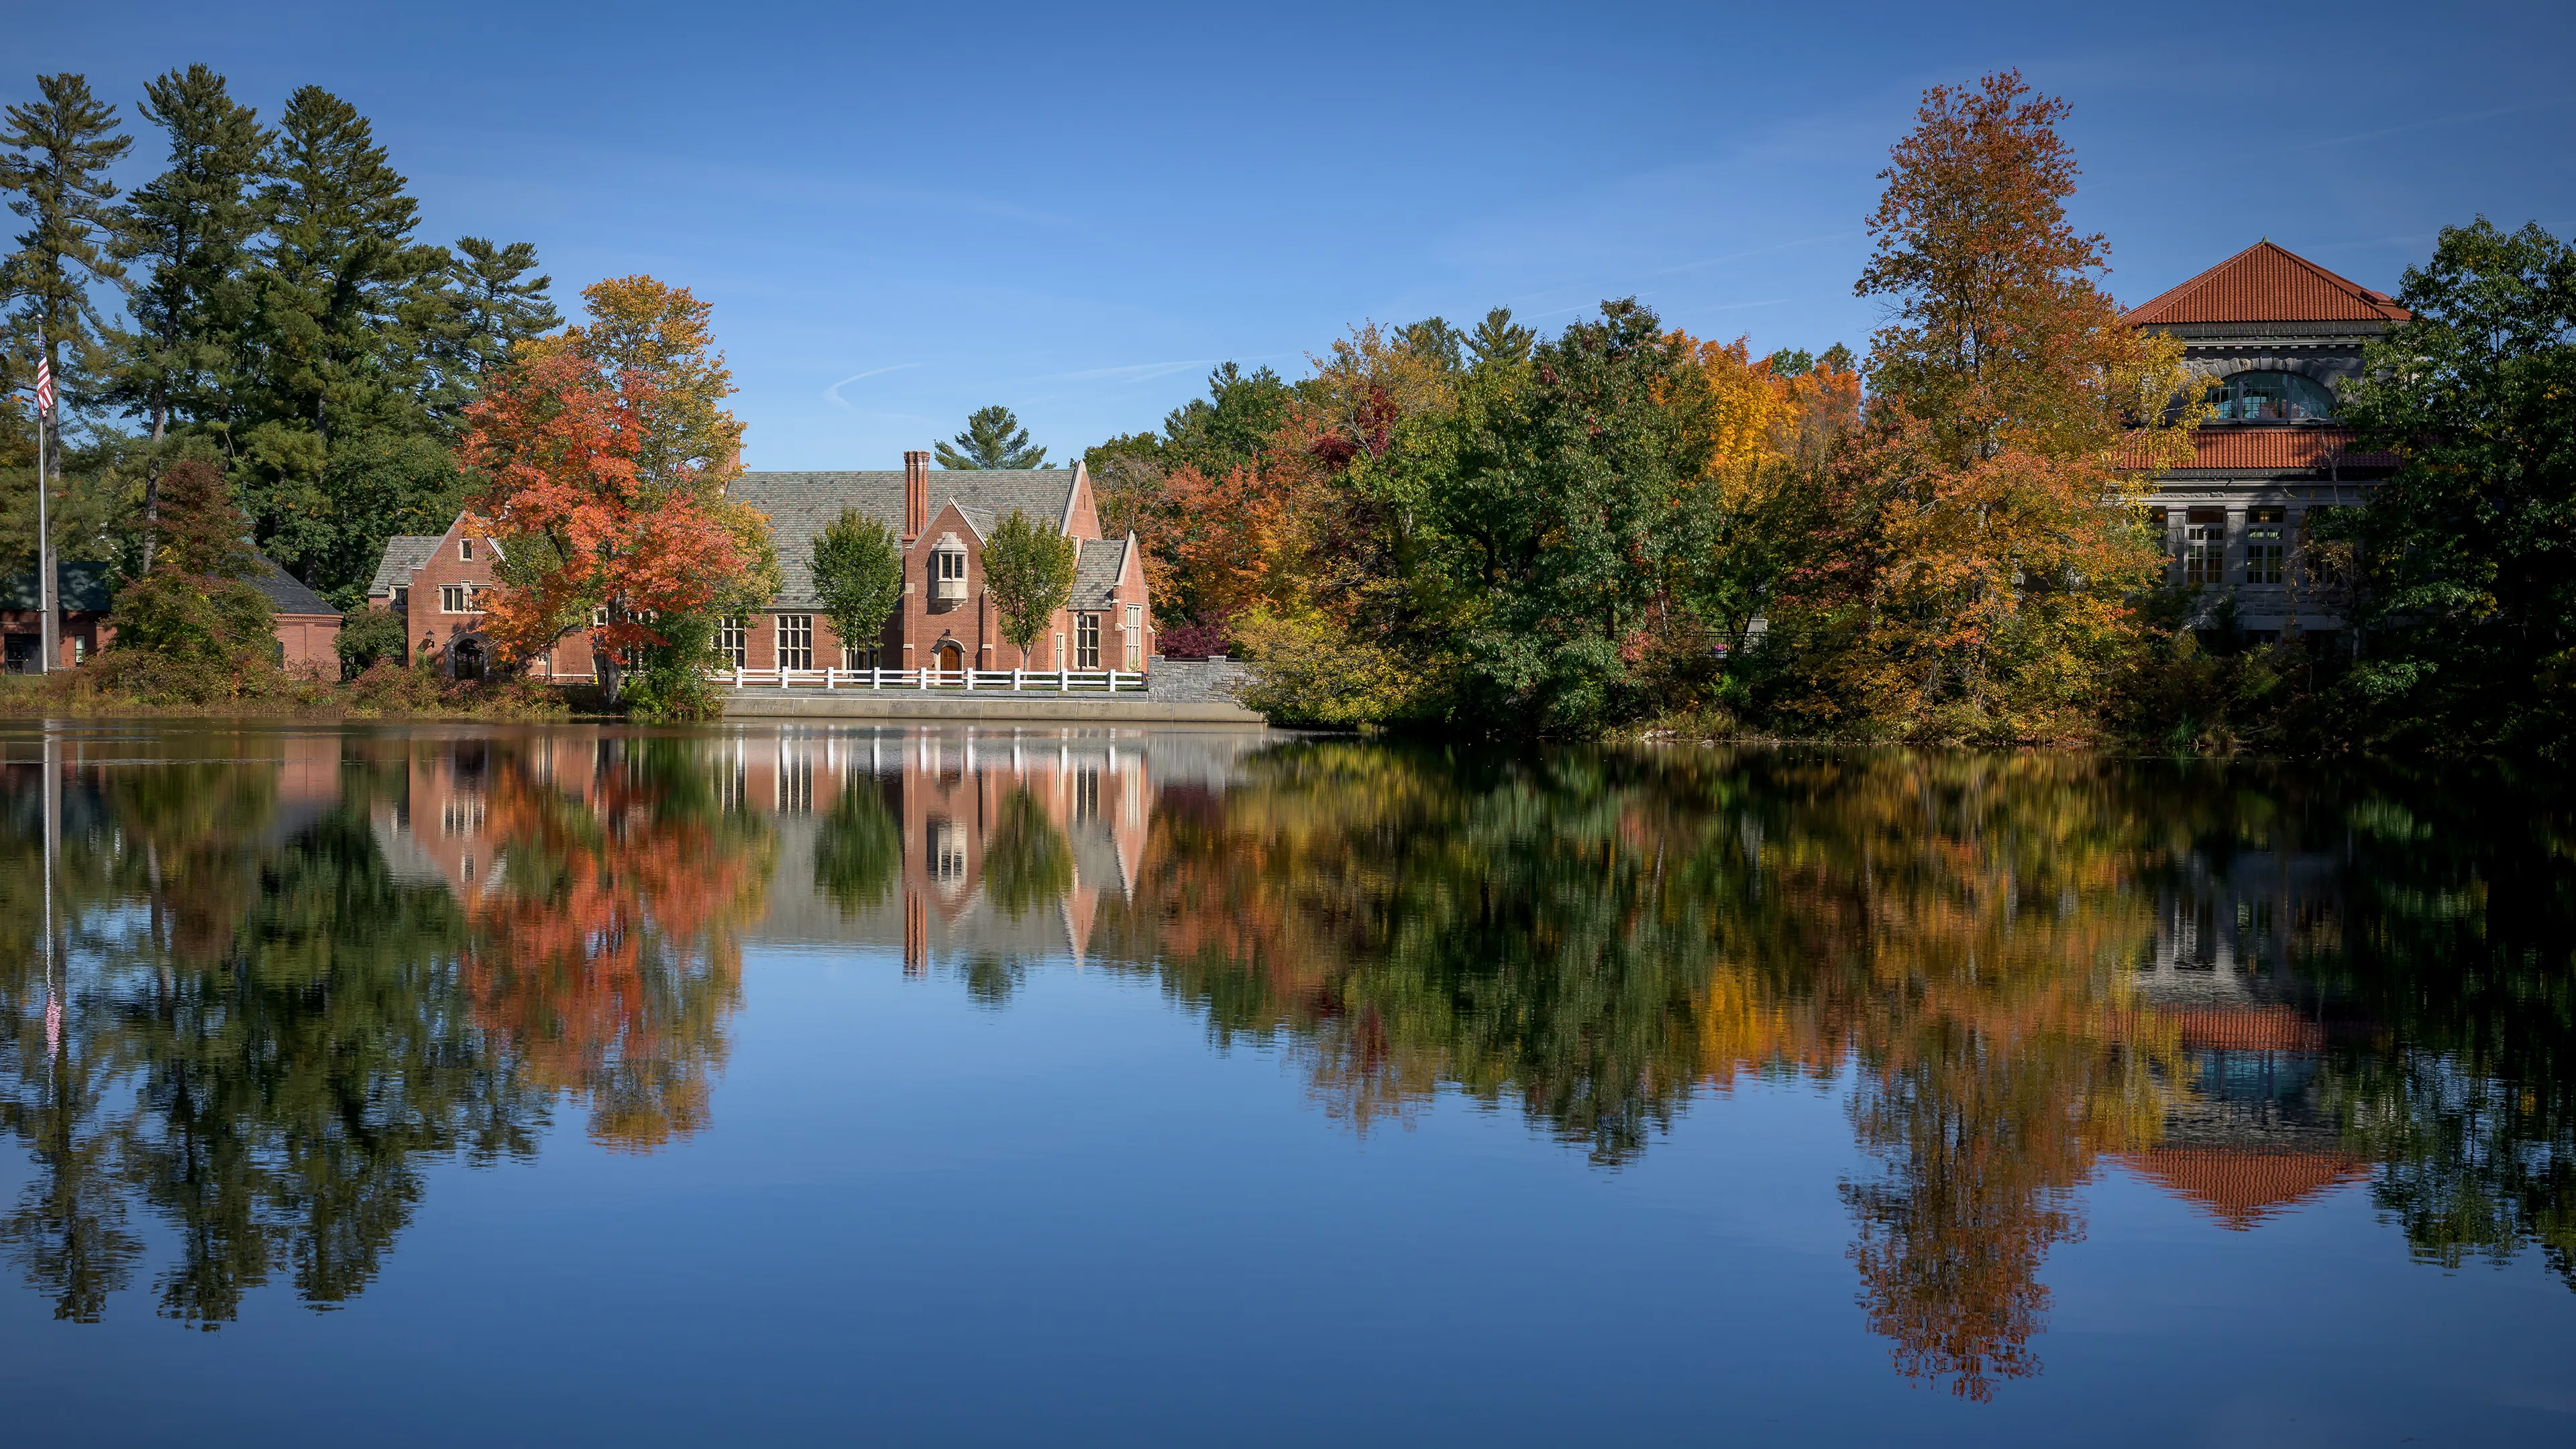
[
  {"left": 367, "top": 451, "right": 1154, "bottom": 680},
  {"left": 365, "top": 512, "right": 598, "bottom": 680},
  {"left": 5, "top": 553, "right": 339, "bottom": 674},
  {"left": 2127, "top": 240, "right": 2410, "bottom": 643},
  {"left": 729, "top": 451, "right": 1152, "bottom": 676}
]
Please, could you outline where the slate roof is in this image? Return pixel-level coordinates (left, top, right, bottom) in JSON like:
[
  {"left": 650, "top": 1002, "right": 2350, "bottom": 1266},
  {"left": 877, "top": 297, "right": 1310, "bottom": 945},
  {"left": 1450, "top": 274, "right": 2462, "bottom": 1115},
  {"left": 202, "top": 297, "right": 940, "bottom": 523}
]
[
  {"left": 248, "top": 553, "right": 339, "bottom": 617},
  {"left": 0, "top": 561, "right": 115, "bottom": 613},
  {"left": 368, "top": 535, "right": 443, "bottom": 597},
  {"left": 729, "top": 469, "right": 1078, "bottom": 608},
  {"left": 2126, "top": 241, "right": 2412, "bottom": 327},
  {"left": 1070, "top": 539, "right": 1126, "bottom": 610}
]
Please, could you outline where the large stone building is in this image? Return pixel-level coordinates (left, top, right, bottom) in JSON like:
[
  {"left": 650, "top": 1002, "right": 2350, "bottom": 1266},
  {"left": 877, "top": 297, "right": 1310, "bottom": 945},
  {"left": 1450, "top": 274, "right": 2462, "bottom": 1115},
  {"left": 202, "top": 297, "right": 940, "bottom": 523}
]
[
  {"left": 2125, "top": 240, "right": 2410, "bottom": 643},
  {"left": 369, "top": 451, "right": 1154, "bottom": 680}
]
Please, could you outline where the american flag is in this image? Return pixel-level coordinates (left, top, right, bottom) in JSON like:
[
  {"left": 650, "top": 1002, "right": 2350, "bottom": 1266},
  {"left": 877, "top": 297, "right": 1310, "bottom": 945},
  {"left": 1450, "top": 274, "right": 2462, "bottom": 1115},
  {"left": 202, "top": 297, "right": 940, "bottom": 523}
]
[{"left": 32, "top": 356, "right": 50, "bottom": 417}]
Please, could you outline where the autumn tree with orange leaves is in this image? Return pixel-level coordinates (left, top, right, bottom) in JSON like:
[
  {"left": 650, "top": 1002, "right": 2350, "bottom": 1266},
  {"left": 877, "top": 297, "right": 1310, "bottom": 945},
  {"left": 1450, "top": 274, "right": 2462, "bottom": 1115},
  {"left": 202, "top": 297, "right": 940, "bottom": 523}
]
[
  {"left": 1760, "top": 72, "right": 2200, "bottom": 742},
  {"left": 462, "top": 276, "right": 776, "bottom": 704}
]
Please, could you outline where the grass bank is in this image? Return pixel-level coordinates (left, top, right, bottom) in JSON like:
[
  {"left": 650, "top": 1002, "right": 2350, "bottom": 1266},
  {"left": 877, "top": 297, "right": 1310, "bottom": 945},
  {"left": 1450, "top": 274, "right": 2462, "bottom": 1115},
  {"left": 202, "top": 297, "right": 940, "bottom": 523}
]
[{"left": 0, "top": 657, "right": 577, "bottom": 722}]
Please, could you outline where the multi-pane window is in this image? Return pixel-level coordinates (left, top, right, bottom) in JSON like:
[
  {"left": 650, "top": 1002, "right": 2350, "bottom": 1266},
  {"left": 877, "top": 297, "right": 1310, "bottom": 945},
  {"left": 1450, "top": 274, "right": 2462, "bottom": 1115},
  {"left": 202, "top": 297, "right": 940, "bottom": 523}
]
[
  {"left": 2207, "top": 370, "right": 2337, "bottom": 423},
  {"left": 2182, "top": 508, "right": 2225, "bottom": 588},
  {"left": 1073, "top": 768, "right": 1100, "bottom": 825},
  {"left": 1076, "top": 612, "right": 1101, "bottom": 667},
  {"left": 936, "top": 550, "right": 967, "bottom": 584},
  {"left": 441, "top": 584, "right": 472, "bottom": 613},
  {"left": 2245, "top": 507, "right": 2286, "bottom": 585},
  {"left": 718, "top": 616, "right": 747, "bottom": 668},
  {"left": 778, "top": 614, "right": 813, "bottom": 670},
  {"left": 592, "top": 605, "right": 610, "bottom": 627}
]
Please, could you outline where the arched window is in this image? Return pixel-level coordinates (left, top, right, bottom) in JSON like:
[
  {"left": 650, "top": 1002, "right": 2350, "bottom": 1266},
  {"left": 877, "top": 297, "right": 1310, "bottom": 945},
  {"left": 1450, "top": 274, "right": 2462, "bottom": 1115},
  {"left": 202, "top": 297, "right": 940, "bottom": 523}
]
[{"left": 2208, "top": 370, "right": 2337, "bottom": 423}]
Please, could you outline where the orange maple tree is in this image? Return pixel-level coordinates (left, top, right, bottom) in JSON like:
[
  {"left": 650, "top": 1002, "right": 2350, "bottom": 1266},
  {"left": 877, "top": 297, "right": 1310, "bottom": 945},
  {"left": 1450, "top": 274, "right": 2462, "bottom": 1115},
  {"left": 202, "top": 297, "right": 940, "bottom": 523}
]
[{"left": 459, "top": 350, "right": 753, "bottom": 698}]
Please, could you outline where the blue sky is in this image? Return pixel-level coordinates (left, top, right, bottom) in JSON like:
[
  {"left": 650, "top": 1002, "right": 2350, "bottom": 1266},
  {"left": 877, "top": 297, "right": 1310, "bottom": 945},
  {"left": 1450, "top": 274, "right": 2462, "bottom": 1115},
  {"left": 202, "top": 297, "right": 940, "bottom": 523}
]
[{"left": 15, "top": 0, "right": 2574, "bottom": 468}]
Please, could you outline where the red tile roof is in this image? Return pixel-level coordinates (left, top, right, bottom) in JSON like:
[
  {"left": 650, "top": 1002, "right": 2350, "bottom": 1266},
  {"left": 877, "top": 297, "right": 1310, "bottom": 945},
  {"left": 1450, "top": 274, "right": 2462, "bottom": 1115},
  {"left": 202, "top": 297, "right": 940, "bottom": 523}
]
[
  {"left": 2125, "top": 241, "right": 2412, "bottom": 327},
  {"left": 2118, "top": 1148, "right": 2371, "bottom": 1231},
  {"left": 2123, "top": 427, "right": 2399, "bottom": 472}
]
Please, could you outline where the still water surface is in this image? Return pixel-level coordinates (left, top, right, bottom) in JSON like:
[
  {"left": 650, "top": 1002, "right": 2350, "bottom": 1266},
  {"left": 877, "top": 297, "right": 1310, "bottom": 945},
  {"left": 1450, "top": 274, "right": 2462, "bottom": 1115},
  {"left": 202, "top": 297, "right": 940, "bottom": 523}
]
[{"left": 2, "top": 721, "right": 2571, "bottom": 1444}]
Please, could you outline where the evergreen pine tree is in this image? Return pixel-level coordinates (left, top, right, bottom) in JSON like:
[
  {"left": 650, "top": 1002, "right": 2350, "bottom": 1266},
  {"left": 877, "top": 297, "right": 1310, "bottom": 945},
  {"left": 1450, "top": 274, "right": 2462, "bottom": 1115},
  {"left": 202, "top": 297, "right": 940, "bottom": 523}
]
[
  {"left": 1466, "top": 307, "right": 1536, "bottom": 370},
  {"left": 935, "top": 405, "right": 1049, "bottom": 469},
  {"left": 111, "top": 64, "right": 272, "bottom": 567},
  {"left": 0, "top": 74, "right": 132, "bottom": 465}
]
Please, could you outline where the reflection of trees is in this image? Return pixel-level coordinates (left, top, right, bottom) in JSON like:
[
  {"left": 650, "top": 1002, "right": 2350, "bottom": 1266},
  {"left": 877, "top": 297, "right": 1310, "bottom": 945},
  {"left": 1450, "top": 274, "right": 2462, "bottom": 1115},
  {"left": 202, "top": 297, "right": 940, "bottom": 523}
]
[
  {"left": 982, "top": 788, "right": 1073, "bottom": 922},
  {"left": 460, "top": 740, "right": 773, "bottom": 1152},
  {"left": 814, "top": 777, "right": 902, "bottom": 916},
  {"left": 0, "top": 731, "right": 774, "bottom": 1324},
  {"left": 0, "top": 749, "right": 545, "bottom": 1326},
  {"left": 1108, "top": 743, "right": 2575, "bottom": 1398}
]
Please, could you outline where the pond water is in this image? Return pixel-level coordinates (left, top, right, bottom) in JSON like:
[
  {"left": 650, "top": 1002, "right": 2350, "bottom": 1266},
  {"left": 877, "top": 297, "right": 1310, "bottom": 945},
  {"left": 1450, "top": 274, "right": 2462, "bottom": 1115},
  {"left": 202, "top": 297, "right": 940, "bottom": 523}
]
[{"left": 2, "top": 721, "right": 2571, "bottom": 1445}]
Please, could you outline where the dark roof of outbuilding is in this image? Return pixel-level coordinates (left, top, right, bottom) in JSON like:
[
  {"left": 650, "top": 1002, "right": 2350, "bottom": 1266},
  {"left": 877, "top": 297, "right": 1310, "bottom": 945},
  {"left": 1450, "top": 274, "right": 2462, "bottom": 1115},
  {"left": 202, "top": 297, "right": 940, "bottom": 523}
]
[
  {"left": 0, "top": 561, "right": 115, "bottom": 613},
  {"left": 368, "top": 535, "right": 443, "bottom": 596},
  {"left": 248, "top": 553, "right": 339, "bottom": 616},
  {"left": 729, "top": 468, "right": 1077, "bottom": 608}
]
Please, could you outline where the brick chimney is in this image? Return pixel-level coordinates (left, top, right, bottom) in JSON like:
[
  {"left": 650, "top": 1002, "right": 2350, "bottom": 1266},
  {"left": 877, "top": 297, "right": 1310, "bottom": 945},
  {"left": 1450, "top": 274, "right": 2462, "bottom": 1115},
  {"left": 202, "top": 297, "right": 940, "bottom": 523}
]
[{"left": 903, "top": 449, "right": 929, "bottom": 540}]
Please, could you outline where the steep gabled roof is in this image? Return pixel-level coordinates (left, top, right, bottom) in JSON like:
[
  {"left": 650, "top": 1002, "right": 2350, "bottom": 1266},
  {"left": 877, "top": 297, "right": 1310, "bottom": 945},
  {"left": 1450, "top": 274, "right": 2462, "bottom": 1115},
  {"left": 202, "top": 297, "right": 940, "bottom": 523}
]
[
  {"left": 731, "top": 468, "right": 1079, "bottom": 608},
  {"left": 2125, "top": 241, "right": 2412, "bottom": 327},
  {"left": 368, "top": 536, "right": 443, "bottom": 597},
  {"left": 1070, "top": 539, "right": 1126, "bottom": 610},
  {"left": 248, "top": 552, "right": 338, "bottom": 617}
]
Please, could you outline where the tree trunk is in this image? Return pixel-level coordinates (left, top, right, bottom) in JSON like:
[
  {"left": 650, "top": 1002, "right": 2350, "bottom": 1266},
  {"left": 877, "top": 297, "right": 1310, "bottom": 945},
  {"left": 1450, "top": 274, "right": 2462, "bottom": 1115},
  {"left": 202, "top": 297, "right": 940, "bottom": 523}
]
[{"left": 142, "top": 392, "right": 168, "bottom": 574}]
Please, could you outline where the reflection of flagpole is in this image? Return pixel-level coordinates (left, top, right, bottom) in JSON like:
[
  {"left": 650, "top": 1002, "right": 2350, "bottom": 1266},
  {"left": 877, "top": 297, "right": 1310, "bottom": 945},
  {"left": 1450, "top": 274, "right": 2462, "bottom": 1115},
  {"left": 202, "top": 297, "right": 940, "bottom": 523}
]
[
  {"left": 34, "top": 356, "right": 57, "bottom": 674},
  {"left": 42, "top": 724, "right": 62, "bottom": 1061}
]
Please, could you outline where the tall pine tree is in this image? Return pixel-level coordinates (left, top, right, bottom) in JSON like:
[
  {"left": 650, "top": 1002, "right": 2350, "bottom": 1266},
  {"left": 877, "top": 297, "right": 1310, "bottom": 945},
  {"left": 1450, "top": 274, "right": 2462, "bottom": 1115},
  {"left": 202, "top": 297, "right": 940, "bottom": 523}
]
[
  {"left": 111, "top": 64, "right": 270, "bottom": 567},
  {"left": 0, "top": 72, "right": 131, "bottom": 553}
]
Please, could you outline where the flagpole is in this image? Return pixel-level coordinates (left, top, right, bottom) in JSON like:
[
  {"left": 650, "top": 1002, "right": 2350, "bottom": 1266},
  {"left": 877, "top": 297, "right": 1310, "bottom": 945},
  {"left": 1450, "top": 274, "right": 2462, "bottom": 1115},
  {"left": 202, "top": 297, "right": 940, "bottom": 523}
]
[{"left": 34, "top": 354, "right": 55, "bottom": 674}]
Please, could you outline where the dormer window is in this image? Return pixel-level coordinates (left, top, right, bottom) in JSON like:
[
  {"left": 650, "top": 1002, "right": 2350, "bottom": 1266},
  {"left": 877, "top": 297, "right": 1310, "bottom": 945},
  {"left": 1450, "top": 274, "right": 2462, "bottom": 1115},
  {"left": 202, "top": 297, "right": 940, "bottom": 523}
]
[
  {"left": 932, "top": 541, "right": 969, "bottom": 602},
  {"left": 2208, "top": 370, "right": 2336, "bottom": 423}
]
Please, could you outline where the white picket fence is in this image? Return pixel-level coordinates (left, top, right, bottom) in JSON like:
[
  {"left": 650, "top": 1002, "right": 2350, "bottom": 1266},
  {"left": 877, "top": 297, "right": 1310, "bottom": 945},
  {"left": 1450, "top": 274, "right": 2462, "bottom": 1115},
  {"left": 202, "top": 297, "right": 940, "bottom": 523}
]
[{"left": 709, "top": 665, "right": 1146, "bottom": 694}]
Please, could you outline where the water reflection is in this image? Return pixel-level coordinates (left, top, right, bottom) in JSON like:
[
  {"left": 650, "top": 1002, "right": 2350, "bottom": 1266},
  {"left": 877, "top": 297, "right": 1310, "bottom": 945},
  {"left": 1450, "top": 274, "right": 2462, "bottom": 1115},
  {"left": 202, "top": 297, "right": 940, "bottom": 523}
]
[{"left": 2, "top": 725, "right": 2569, "bottom": 1403}]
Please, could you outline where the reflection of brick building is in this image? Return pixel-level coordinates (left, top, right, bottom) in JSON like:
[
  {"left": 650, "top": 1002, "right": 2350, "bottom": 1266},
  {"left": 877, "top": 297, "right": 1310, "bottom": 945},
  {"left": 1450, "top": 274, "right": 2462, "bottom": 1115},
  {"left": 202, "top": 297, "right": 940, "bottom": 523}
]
[
  {"left": 370, "top": 727, "right": 1168, "bottom": 977},
  {"left": 2116, "top": 845, "right": 2371, "bottom": 1229}
]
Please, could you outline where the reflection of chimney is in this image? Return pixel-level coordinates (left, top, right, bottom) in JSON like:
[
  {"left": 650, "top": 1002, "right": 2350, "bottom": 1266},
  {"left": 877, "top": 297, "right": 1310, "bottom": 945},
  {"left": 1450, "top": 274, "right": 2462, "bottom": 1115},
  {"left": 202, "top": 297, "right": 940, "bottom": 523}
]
[
  {"left": 904, "top": 449, "right": 929, "bottom": 541},
  {"left": 902, "top": 885, "right": 927, "bottom": 977}
]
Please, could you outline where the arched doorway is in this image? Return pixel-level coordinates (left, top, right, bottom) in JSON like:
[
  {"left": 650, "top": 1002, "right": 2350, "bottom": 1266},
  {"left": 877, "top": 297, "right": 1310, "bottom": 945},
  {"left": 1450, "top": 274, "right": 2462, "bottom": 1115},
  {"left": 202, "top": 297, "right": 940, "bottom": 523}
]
[
  {"left": 933, "top": 640, "right": 966, "bottom": 678},
  {"left": 452, "top": 637, "right": 486, "bottom": 680}
]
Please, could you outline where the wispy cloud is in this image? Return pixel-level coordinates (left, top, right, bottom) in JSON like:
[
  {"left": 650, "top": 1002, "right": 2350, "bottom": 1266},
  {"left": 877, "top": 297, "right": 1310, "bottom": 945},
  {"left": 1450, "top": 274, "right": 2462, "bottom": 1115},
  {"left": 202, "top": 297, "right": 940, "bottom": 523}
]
[
  {"left": 2304, "top": 96, "right": 2576, "bottom": 151},
  {"left": 823, "top": 363, "right": 918, "bottom": 407},
  {"left": 1033, "top": 358, "right": 1216, "bottom": 386}
]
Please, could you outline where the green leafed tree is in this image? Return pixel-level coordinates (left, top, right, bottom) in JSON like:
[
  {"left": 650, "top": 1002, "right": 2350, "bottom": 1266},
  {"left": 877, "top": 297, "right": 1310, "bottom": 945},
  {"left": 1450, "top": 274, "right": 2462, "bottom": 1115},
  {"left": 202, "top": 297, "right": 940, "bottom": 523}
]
[
  {"left": 2335, "top": 216, "right": 2576, "bottom": 755},
  {"left": 102, "top": 458, "right": 274, "bottom": 671},
  {"left": 935, "top": 404, "right": 1049, "bottom": 469},
  {"left": 809, "top": 506, "right": 904, "bottom": 663},
  {"left": 981, "top": 508, "right": 1078, "bottom": 661}
]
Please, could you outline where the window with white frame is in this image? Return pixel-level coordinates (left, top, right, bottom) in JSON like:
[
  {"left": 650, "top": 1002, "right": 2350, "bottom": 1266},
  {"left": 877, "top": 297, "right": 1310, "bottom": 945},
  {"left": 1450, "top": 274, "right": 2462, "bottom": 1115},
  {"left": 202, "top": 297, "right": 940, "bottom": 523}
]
[
  {"left": 441, "top": 584, "right": 472, "bottom": 613},
  {"left": 936, "top": 549, "right": 967, "bottom": 582},
  {"left": 718, "top": 616, "right": 747, "bottom": 668},
  {"left": 1076, "top": 612, "right": 1101, "bottom": 667},
  {"left": 460, "top": 538, "right": 475, "bottom": 561},
  {"left": 778, "top": 614, "right": 813, "bottom": 670}
]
